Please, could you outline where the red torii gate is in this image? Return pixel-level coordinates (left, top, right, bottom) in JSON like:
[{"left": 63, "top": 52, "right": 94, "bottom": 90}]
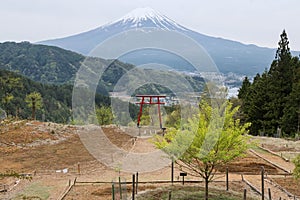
[{"left": 136, "top": 95, "right": 166, "bottom": 129}]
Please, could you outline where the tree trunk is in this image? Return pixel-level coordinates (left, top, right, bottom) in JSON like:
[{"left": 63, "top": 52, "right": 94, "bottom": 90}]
[{"left": 205, "top": 177, "right": 209, "bottom": 200}]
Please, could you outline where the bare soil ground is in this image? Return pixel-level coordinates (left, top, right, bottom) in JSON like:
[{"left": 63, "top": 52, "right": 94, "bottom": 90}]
[
  {"left": 218, "top": 151, "right": 285, "bottom": 175},
  {"left": 0, "top": 121, "right": 299, "bottom": 200},
  {"left": 0, "top": 122, "right": 94, "bottom": 173},
  {"left": 271, "top": 176, "right": 300, "bottom": 196},
  {"left": 65, "top": 182, "right": 261, "bottom": 200}
]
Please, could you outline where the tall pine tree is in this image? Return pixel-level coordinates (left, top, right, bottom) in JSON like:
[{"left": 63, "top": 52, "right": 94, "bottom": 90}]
[
  {"left": 238, "top": 76, "right": 251, "bottom": 100},
  {"left": 249, "top": 72, "right": 272, "bottom": 135},
  {"left": 237, "top": 76, "right": 252, "bottom": 124},
  {"left": 267, "top": 30, "right": 293, "bottom": 134},
  {"left": 282, "top": 56, "right": 300, "bottom": 135}
]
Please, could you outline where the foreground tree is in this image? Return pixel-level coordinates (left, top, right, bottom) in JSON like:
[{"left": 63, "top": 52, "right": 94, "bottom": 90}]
[
  {"left": 25, "top": 92, "right": 43, "bottom": 120},
  {"left": 293, "top": 155, "right": 300, "bottom": 180},
  {"left": 154, "top": 100, "right": 250, "bottom": 200}
]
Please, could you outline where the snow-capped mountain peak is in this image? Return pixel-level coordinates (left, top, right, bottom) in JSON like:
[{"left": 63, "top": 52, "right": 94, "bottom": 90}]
[
  {"left": 104, "top": 7, "right": 188, "bottom": 31},
  {"left": 121, "top": 7, "right": 164, "bottom": 22}
]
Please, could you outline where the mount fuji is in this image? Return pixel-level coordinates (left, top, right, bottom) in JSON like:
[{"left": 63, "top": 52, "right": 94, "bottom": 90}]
[{"left": 39, "top": 7, "right": 277, "bottom": 75}]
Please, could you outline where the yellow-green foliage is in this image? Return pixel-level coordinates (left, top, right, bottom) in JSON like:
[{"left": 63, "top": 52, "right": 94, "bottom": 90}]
[
  {"left": 154, "top": 100, "right": 250, "bottom": 190},
  {"left": 293, "top": 155, "right": 300, "bottom": 179}
]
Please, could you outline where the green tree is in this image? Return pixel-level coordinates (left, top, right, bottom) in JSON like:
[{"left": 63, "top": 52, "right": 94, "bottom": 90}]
[
  {"left": 154, "top": 101, "right": 250, "bottom": 200},
  {"left": 238, "top": 76, "right": 251, "bottom": 100},
  {"left": 282, "top": 82, "right": 300, "bottom": 134},
  {"left": 25, "top": 92, "right": 43, "bottom": 120},
  {"left": 139, "top": 106, "right": 151, "bottom": 126},
  {"left": 250, "top": 72, "right": 273, "bottom": 135},
  {"left": 282, "top": 56, "right": 300, "bottom": 135},
  {"left": 96, "top": 106, "right": 113, "bottom": 125},
  {"left": 293, "top": 155, "right": 300, "bottom": 179},
  {"left": 275, "top": 30, "right": 291, "bottom": 62},
  {"left": 165, "top": 108, "right": 181, "bottom": 129},
  {"left": 237, "top": 76, "right": 252, "bottom": 125},
  {"left": 0, "top": 76, "right": 22, "bottom": 115},
  {"left": 242, "top": 71, "right": 277, "bottom": 136},
  {"left": 165, "top": 104, "right": 198, "bottom": 130},
  {"left": 266, "top": 30, "right": 293, "bottom": 133}
]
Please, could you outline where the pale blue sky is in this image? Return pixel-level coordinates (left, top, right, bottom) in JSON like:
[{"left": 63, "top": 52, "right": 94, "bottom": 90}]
[{"left": 1, "top": 0, "right": 299, "bottom": 50}]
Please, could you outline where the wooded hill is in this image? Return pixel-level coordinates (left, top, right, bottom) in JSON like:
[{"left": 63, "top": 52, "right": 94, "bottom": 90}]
[
  {"left": 0, "top": 69, "right": 110, "bottom": 123},
  {"left": 0, "top": 42, "right": 204, "bottom": 123},
  {"left": 0, "top": 41, "right": 84, "bottom": 84}
]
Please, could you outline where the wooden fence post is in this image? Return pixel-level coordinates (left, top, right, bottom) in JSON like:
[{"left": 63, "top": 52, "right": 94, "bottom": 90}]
[
  {"left": 168, "top": 190, "right": 172, "bottom": 200},
  {"left": 171, "top": 161, "right": 174, "bottom": 185},
  {"left": 74, "top": 177, "right": 77, "bottom": 185},
  {"left": 226, "top": 167, "right": 229, "bottom": 191},
  {"left": 132, "top": 174, "right": 135, "bottom": 200},
  {"left": 261, "top": 166, "right": 265, "bottom": 200},
  {"left": 243, "top": 189, "right": 247, "bottom": 200},
  {"left": 112, "top": 183, "right": 115, "bottom": 200},
  {"left": 136, "top": 172, "right": 138, "bottom": 194},
  {"left": 77, "top": 163, "right": 80, "bottom": 175},
  {"left": 119, "top": 176, "right": 122, "bottom": 200}
]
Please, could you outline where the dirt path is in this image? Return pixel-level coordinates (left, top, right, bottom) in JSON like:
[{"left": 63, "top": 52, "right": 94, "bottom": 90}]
[
  {"left": 250, "top": 148, "right": 295, "bottom": 173},
  {"left": 242, "top": 148, "right": 298, "bottom": 200},
  {"left": 78, "top": 125, "right": 170, "bottom": 173},
  {"left": 243, "top": 175, "right": 294, "bottom": 200}
]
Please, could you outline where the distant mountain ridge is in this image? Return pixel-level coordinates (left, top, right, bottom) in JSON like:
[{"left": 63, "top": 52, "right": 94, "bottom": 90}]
[{"left": 39, "top": 7, "right": 286, "bottom": 75}]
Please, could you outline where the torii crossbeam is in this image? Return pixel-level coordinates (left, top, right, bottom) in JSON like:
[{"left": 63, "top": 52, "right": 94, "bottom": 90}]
[{"left": 136, "top": 95, "right": 166, "bottom": 129}]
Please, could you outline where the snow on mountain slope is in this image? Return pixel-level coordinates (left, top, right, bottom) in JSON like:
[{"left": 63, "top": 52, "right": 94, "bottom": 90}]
[{"left": 103, "top": 7, "right": 188, "bottom": 31}]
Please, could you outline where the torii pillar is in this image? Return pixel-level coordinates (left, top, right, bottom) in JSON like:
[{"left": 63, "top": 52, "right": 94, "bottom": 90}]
[{"left": 136, "top": 95, "right": 166, "bottom": 129}]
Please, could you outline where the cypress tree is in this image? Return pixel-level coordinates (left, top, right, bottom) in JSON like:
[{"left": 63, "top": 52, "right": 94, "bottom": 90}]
[
  {"left": 282, "top": 56, "right": 300, "bottom": 135},
  {"left": 266, "top": 30, "right": 293, "bottom": 135},
  {"left": 237, "top": 76, "right": 252, "bottom": 124},
  {"left": 238, "top": 76, "right": 251, "bottom": 100},
  {"left": 248, "top": 72, "right": 272, "bottom": 135}
]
